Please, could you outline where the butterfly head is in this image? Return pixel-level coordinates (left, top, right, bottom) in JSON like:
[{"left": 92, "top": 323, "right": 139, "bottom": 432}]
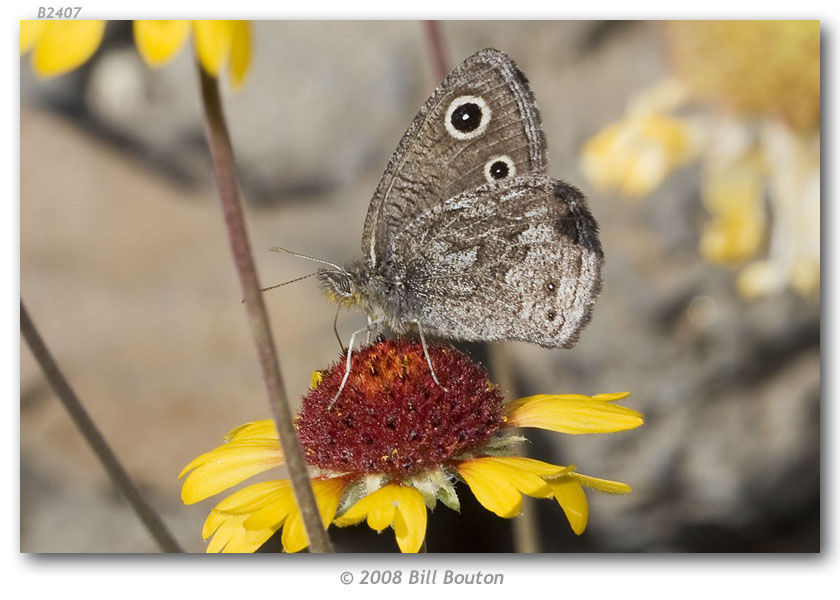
[
  {"left": 317, "top": 266, "right": 365, "bottom": 309},
  {"left": 317, "top": 261, "right": 416, "bottom": 330}
]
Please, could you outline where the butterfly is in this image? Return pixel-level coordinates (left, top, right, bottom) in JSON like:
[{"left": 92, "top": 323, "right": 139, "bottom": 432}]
[{"left": 310, "top": 48, "right": 603, "bottom": 404}]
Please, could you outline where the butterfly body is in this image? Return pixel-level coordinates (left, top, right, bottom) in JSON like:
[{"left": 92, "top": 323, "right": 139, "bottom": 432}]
[{"left": 318, "top": 48, "right": 603, "bottom": 350}]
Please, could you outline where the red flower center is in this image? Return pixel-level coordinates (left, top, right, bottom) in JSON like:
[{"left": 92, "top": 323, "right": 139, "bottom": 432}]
[{"left": 296, "top": 340, "right": 505, "bottom": 477}]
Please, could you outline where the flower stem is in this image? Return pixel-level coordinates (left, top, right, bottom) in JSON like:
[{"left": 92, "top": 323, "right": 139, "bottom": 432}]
[
  {"left": 423, "top": 20, "right": 450, "bottom": 82},
  {"left": 196, "top": 65, "right": 333, "bottom": 553},
  {"left": 20, "top": 301, "right": 183, "bottom": 553},
  {"left": 488, "top": 344, "right": 541, "bottom": 553}
]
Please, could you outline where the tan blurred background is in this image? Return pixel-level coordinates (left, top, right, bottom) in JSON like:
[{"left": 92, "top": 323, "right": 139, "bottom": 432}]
[{"left": 20, "top": 21, "right": 819, "bottom": 552}]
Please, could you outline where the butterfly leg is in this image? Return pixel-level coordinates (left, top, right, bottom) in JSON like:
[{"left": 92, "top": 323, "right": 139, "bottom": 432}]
[
  {"left": 415, "top": 320, "right": 449, "bottom": 392},
  {"left": 333, "top": 305, "right": 346, "bottom": 354},
  {"left": 328, "top": 319, "right": 383, "bottom": 410}
]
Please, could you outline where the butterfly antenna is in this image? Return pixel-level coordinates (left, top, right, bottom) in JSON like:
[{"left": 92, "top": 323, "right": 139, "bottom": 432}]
[
  {"left": 240, "top": 272, "right": 319, "bottom": 303},
  {"left": 260, "top": 272, "right": 319, "bottom": 293},
  {"left": 270, "top": 247, "right": 345, "bottom": 272}
]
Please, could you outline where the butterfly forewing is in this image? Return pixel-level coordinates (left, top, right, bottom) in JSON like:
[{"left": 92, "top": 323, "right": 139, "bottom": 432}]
[
  {"left": 362, "top": 48, "right": 548, "bottom": 267},
  {"left": 387, "top": 175, "right": 603, "bottom": 348}
]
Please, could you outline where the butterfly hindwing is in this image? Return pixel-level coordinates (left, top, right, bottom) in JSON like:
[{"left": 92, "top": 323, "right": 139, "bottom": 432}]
[{"left": 383, "top": 175, "right": 603, "bottom": 348}]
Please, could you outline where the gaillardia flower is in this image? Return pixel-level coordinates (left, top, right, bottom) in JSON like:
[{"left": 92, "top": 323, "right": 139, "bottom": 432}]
[{"left": 180, "top": 340, "right": 643, "bottom": 553}]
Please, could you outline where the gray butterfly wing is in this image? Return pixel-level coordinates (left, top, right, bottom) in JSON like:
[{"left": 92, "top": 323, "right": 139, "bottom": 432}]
[
  {"left": 388, "top": 175, "right": 603, "bottom": 348},
  {"left": 361, "top": 48, "right": 547, "bottom": 269}
]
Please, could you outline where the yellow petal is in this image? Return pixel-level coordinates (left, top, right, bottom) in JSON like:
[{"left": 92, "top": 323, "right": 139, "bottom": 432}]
[
  {"left": 457, "top": 457, "right": 565, "bottom": 518},
  {"left": 221, "top": 525, "right": 276, "bottom": 553},
  {"left": 242, "top": 491, "right": 297, "bottom": 531},
  {"left": 228, "top": 20, "right": 251, "bottom": 89},
  {"left": 591, "top": 392, "right": 632, "bottom": 403},
  {"left": 334, "top": 484, "right": 398, "bottom": 530},
  {"left": 20, "top": 20, "right": 47, "bottom": 54},
  {"left": 224, "top": 419, "right": 279, "bottom": 443},
  {"left": 333, "top": 483, "right": 429, "bottom": 553},
  {"left": 192, "top": 20, "right": 232, "bottom": 77},
  {"left": 133, "top": 20, "right": 190, "bottom": 67},
  {"left": 180, "top": 440, "right": 283, "bottom": 504},
  {"left": 31, "top": 20, "right": 106, "bottom": 77},
  {"left": 505, "top": 394, "right": 644, "bottom": 434},
  {"left": 279, "top": 478, "right": 346, "bottom": 553},
  {"left": 335, "top": 485, "right": 388, "bottom": 528},
  {"left": 280, "top": 510, "right": 310, "bottom": 553},
  {"left": 547, "top": 476, "right": 589, "bottom": 535},
  {"left": 215, "top": 480, "right": 292, "bottom": 513},
  {"left": 205, "top": 513, "right": 246, "bottom": 553},
  {"left": 458, "top": 460, "right": 522, "bottom": 518},
  {"left": 391, "top": 486, "right": 428, "bottom": 553},
  {"left": 179, "top": 438, "right": 282, "bottom": 479},
  {"left": 573, "top": 473, "right": 632, "bottom": 495},
  {"left": 202, "top": 509, "right": 227, "bottom": 539},
  {"left": 366, "top": 487, "right": 401, "bottom": 531},
  {"left": 482, "top": 456, "right": 570, "bottom": 493}
]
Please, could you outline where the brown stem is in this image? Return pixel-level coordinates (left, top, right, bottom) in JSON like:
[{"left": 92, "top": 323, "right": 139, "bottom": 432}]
[
  {"left": 20, "top": 301, "right": 183, "bottom": 553},
  {"left": 196, "top": 65, "right": 333, "bottom": 553},
  {"left": 423, "top": 20, "right": 450, "bottom": 81},
  {"left": 488, "top": 344, "right": 541, "bottom": 553}
]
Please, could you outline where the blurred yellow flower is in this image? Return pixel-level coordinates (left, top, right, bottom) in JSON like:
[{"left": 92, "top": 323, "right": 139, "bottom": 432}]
[
  {"left": 20, "top": 20, "right": 251, "bottom": 88},
  {"left": 180, "top": 341, "right": 643, "bottom": 552},
  {"left": 580, "top": 78, "right": 700, "bottom": 199},
  {"left": 133, "top": 20, "right": 252, "bottom": 88},
  {"left": 20, "top": 20, "right": 106, "bottom": 77},
  {"left": 700, "top": 150, "right": 766, "bottom": 264},
  {"left": 580, "top": 112, "right": 698, "bottom": 199},
  {"left": 579, "top": 20, "right": 820, "bottom": 299}
]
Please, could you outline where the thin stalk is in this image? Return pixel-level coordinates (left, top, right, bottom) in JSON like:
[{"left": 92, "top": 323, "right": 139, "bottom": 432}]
[
  {"left": 488, "top": 344, "right": 541, "bottom": 553},
  {"left": 20, "top": 301, "right": 183, "bottom": 553},
  {"left": 196, "top": 65, "right": 332, "bottom": 553},
  {"left": 423, "top": 20, "right": 450, "bottom": 82}
]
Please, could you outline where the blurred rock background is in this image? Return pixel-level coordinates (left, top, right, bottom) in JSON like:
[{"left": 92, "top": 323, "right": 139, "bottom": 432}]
[{"left": 20, "top": 20, "right": 819, "bottom": 553}]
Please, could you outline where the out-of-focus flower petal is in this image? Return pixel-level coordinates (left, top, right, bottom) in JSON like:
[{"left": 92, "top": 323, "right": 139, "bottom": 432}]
[
  {"left": 29, "top": 20, "right": 106, "bottom": 77},
  {"left": 700, "top": 153, "right": 766, "bottom": 264},
  {"left": 192, "top": 20, "right": 232, "bottom": 77},
  {"left": 133, "top": 20, "right": 190, "bottom": 67},
  {"left": 228, "top": 20, "right": 252, "bottom": 89},
  {"left": 581, "top": 112, "right": 699, "bottom": 198},
  {"left": 20, "top": 20, "right": 47, "bottom": 54}
]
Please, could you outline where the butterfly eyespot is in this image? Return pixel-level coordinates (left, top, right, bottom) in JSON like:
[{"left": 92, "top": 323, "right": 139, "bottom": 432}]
[
  {"left": 484, "top": 154, "right": 516, "bottom": 183},
  {"left": 547, "top": 309, "right": 557, "bottom": 321},
  {"left": 546, "top": 281, "right": 556, "bottom": 292},
  {"left": 445, "top": 95, "right": 491, "bottom": 140}
]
